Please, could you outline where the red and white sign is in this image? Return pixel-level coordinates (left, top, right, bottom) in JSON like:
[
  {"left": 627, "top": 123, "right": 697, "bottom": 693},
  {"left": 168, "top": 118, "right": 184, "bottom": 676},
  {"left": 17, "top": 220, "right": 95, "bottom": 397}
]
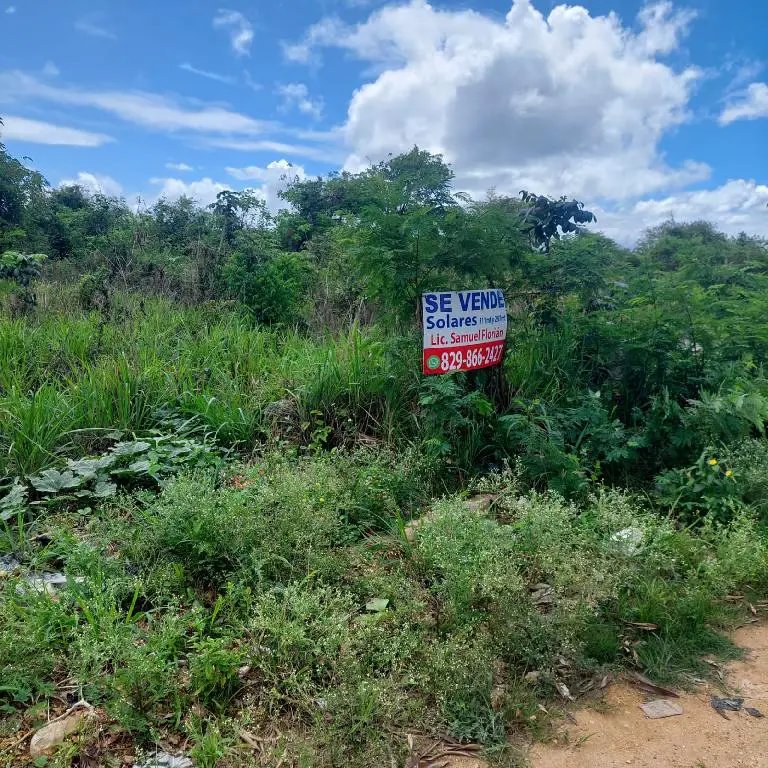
[{"left": 422, "top": 290, "right": 508, "bottom": 375}]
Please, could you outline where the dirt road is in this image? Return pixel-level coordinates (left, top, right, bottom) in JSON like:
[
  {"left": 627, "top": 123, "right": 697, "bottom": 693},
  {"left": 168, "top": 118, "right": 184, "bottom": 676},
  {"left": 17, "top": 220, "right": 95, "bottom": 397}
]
[{"left": 530, "top": 623, "right": 768, "bottom": 768}]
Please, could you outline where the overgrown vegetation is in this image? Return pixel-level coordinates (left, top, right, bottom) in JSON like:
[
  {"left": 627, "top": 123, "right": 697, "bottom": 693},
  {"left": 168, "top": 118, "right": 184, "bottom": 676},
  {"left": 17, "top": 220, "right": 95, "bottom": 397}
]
[{"left": 2, "top": 128, "right": 768, "bottom": 766}]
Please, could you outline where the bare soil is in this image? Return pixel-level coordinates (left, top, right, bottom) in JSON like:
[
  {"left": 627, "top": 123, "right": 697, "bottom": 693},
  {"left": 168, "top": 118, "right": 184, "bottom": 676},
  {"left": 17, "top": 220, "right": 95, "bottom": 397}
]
[{"left": 529, "top": 622, "right": 768, "bottom": 768}]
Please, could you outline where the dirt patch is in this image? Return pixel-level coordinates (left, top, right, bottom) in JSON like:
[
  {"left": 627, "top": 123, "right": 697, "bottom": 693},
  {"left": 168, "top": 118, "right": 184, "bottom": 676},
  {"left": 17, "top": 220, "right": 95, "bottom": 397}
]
[{"left": 530, "top": 622, "right": 768, "bottom": 768}]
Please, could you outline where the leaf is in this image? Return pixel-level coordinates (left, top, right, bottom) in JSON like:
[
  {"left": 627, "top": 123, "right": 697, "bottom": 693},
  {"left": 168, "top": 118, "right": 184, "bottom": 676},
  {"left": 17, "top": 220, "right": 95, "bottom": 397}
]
[
  {"left": 627, "top": 672, "right": 679, "bottom": 698},
  {"left": 621, "top": 621, "right": 659, "bottom": 631},
  {"left": 365, "top": 598, "right": 390, "bottom": 613},
  {"left": 94, "top": 481, "right": 117, "bottom": 498},
  {"left": 127, "top": 459, "right": 152, "bottom": 474},
  {"left": 111, "top": 441, "right": 151, "bottom": 457},
  {"left": 0, "top": 482, "right": 28, "bottom": 520},
  {"left": 66, "top": 455, "right": 116, "bottom": 479},
  {"left": 30, "top": 469, "right": 83, "bottom": 494}
]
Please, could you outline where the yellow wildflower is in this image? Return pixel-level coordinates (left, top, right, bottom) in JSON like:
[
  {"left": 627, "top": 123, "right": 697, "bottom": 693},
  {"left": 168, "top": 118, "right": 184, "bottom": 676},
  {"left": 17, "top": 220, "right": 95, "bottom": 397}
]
[
  {"left": 726, "top": 470, "right": 734, "bottom": 478},
  {"left": 708, "top": 458, "right": 718, "bottom": 466}
]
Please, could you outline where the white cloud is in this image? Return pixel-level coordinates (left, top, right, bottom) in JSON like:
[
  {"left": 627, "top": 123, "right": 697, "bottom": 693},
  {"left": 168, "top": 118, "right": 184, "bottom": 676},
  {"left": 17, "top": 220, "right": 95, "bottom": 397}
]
[
  {"left": 0, "top": 71, "right": 274, "bottom": 135},
  {"left": 719, "top": 82, "right": 768, "bottom": 125},
  {"left": 206, "top": 137, "right": 341, "bottom": 163},
  {"left": 287, "top": 0, "right": 704, "bottom": 204},
  {"left": 277, "top": 83, "right": 323, "bottom": 119},
  {"left": 179, "top": 63, "right": 235, "bottom": 85},
  {"left": 42, "top": 61, "right": 60, "bottom": 77},
  {"left": 5, "top": 5, "right": 15, "bottom": 13},
  {"left": 149, "top": 160, "right": 307, "bottom": 213},
  {"left": 75, "top": 18, "right": 117, "bottom": 40},
  {"left": 633, "top": 1, "right": 696, "bottom": 56},
  {"left": 0, "top": 115, "right": 113, "bottom": 146},
  {"left": 723, "top": 58, "right": 764, "bottom": 92},
  {"left": 165, "top": 162, "right": 194, "bottom": 172},
  {"left": 594, "top": 180, "right": 768, "bottom": 244},
  {"left": 150, "top": 177, "right": 230, "bottom": 207},
  {"left": 213, "top": 9, "right": 254, "bottom": 57},
  {"left": 243, "top": 71, "right": 262, "bottom": 92},
  {"left": 59, "top": 172, "right": 123, "bottom": 197},
  {"left": 226, "top": 159, "right": 307, "bottom": 210},
  {"left": 283, "top": 18, "right": 347, "bottom": 64}
]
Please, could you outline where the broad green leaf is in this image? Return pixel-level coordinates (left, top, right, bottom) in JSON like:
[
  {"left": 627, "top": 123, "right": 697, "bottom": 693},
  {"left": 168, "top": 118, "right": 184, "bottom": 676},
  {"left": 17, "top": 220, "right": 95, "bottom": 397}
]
[
  {"left": 67, "top": 455, "right": 116, "bottom": 479},
  {"left": 0, "top": 482, "right": 27, "bottom": 521},
  {"left": 111, "top": 441, "right": 151, "bottom": 457},
  {"left": 94, "top": 481, "right": 117, "bottom": 498},
  {"left": 30, "top": 469, "right": 83, "bottom": 494}
]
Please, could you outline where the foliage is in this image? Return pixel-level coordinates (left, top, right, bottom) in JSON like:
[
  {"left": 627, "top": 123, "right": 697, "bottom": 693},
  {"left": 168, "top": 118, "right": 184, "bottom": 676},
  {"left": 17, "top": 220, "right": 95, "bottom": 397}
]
[
  {"left": 2, "top": 119, "right": 768, "bottom": 767},
  {"left": 0, "top": 435, "right": 222, "bottom": 520},
  {"left": 0, "top": 250, "right": 47, "bottom": 314},
  {"left": 656, "top": 449, "right": 742, "bottom": 525},
  {"left": 519, "top": 191, "right": 596, "bottom": 252}
]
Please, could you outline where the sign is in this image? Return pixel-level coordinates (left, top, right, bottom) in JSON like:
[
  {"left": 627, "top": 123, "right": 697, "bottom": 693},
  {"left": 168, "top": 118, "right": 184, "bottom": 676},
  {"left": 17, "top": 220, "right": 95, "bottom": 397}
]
[{"left": 422, "top": 289, "right": 507, "bottom": 375}]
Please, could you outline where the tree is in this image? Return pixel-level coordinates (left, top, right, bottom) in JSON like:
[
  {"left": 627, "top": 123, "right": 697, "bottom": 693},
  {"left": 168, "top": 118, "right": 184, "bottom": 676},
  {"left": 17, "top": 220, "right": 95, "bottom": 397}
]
[
  {"left": 519, "top": 191, "right": 596, "bottom": 252},
  {"left": 0, "top": 250, "right": 47, "bottom": 314},
  {"left": 0, "top": 118, "right": 48, "bottom": 252}
]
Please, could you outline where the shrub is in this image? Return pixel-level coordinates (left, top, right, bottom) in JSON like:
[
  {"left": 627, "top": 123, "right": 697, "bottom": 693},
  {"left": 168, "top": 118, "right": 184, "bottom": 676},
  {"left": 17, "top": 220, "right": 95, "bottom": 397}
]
[
  {"left": 124, "top": 463, "right": 341, "bottom": 588},
  {"left": 656, "top": 448, "right": 742, "bottom": 524}
]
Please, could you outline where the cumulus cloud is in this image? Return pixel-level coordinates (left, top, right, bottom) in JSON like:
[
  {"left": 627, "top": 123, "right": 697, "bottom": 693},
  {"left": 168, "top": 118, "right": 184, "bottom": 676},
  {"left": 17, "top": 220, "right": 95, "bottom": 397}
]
[
  {"left": 226, "top": 159, "right": 307, "bottom": 210},
  {"left": 0, "top": 115, "right": 113, "bottom": 146},
  {"left": 287, "top": 0, "right": 703, "bottom": 204},
  {"left": 165, "top": 162, "right": 194, "bottom": 172},
  {"left": 148, "top": 162, "right": 305, "bottom": 212},
  {"left": 214, "top": 10, "right": 254, "bottom": 56},
  {"left": 593, "top": 180, "right": 768, "bottom": 244},
  {"left": 150, "top": 177, "right": 230, "bottom": 207},
  {"left": 179, "top": 63, "right": 235, "bottom": 85},
  {"left": 633, "top": 1, "right": 696, "bottom": 56},
  {"left": 719, "top": 82, "right": 768, "bottom": 125},
  {"left": 5, "top": 5, "right": 15, "bottom": 13},
  {"left": 0, "top": 71, "right": 274, "bottom": 135},
  {"left": 277, "top": 83, "right": 323, "bottom": 119},
  {"left": 59, "top": 172, "right": 123, "bottom": 196}
]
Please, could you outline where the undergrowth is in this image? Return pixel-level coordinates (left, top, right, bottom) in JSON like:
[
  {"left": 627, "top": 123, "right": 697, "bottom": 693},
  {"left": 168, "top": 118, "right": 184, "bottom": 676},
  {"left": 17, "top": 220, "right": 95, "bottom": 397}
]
[{"left": 2, "top": 455, "right": 767, "bottom": 766}]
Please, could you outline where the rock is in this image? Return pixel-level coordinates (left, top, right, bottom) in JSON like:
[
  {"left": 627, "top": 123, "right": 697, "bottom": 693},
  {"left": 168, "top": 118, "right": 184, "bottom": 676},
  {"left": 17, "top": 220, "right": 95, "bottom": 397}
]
[
  {"left": 134, "top": 753, "right": 193, "bottom": 768},
  {"left": 30, "top": 711, "right": 90, "bottom": 757},
  {"left": 404, "top": 518, "right": 422, "bottom": 542},
  {"left": 237, "top": 665, "right": 251, "bottom": 678},
  {"left": 640, "top": 699, "right": 684, "bottom": 719},
  {"left": 0, "top": 554, "right": 20, "bottom": 576},
  {"left": 530, "top": 584, "right": 555, "bottom": 606},
  {"left": 465, "top": 493, "right": 497, "bottom": 513}
]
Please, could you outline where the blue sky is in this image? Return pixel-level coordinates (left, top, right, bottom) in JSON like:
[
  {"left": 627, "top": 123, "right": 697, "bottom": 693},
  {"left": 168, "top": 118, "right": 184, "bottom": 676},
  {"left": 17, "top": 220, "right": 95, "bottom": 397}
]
[{"left": 0, "top": 0, "right": 766, "bottom": 242}]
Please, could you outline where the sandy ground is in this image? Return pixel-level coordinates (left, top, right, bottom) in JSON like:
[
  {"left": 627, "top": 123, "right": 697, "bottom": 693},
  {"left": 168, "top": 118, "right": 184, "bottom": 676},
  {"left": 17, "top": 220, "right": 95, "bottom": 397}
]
[{"left": 529, "top": 622, "right": 768, "bottom": 768}]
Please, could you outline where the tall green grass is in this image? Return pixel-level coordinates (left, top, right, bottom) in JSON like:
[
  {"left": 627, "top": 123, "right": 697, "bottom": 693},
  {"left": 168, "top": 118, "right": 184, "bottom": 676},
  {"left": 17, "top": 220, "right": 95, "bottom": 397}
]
[{"left": 0, "top": 292, "right": 420, "bottom": 478}]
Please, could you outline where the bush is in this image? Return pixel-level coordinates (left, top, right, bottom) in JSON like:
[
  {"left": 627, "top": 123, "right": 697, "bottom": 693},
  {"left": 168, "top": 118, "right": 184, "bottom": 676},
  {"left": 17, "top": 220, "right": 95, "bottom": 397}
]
[
  {"left": 124, "top": 460, "right": 342, "bottom": 588},
  {"left": 225, "top": 249, "right": 313, "bottom": 326},
  {"left": 656, "top": 449, "right": 742, "bottom": 524}
]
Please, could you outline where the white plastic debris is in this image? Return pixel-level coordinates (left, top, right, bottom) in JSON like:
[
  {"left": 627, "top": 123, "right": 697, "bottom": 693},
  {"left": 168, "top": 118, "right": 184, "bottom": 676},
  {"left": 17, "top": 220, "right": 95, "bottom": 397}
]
[
  {"left": 18, "top": 572, "right": 85, "bottom": 596},
  {"left": 610, "top": 527, "right": 644, "bottom": 556},
  {"left": 134, "top": 753, "right": 193, "bottom": 768}
]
